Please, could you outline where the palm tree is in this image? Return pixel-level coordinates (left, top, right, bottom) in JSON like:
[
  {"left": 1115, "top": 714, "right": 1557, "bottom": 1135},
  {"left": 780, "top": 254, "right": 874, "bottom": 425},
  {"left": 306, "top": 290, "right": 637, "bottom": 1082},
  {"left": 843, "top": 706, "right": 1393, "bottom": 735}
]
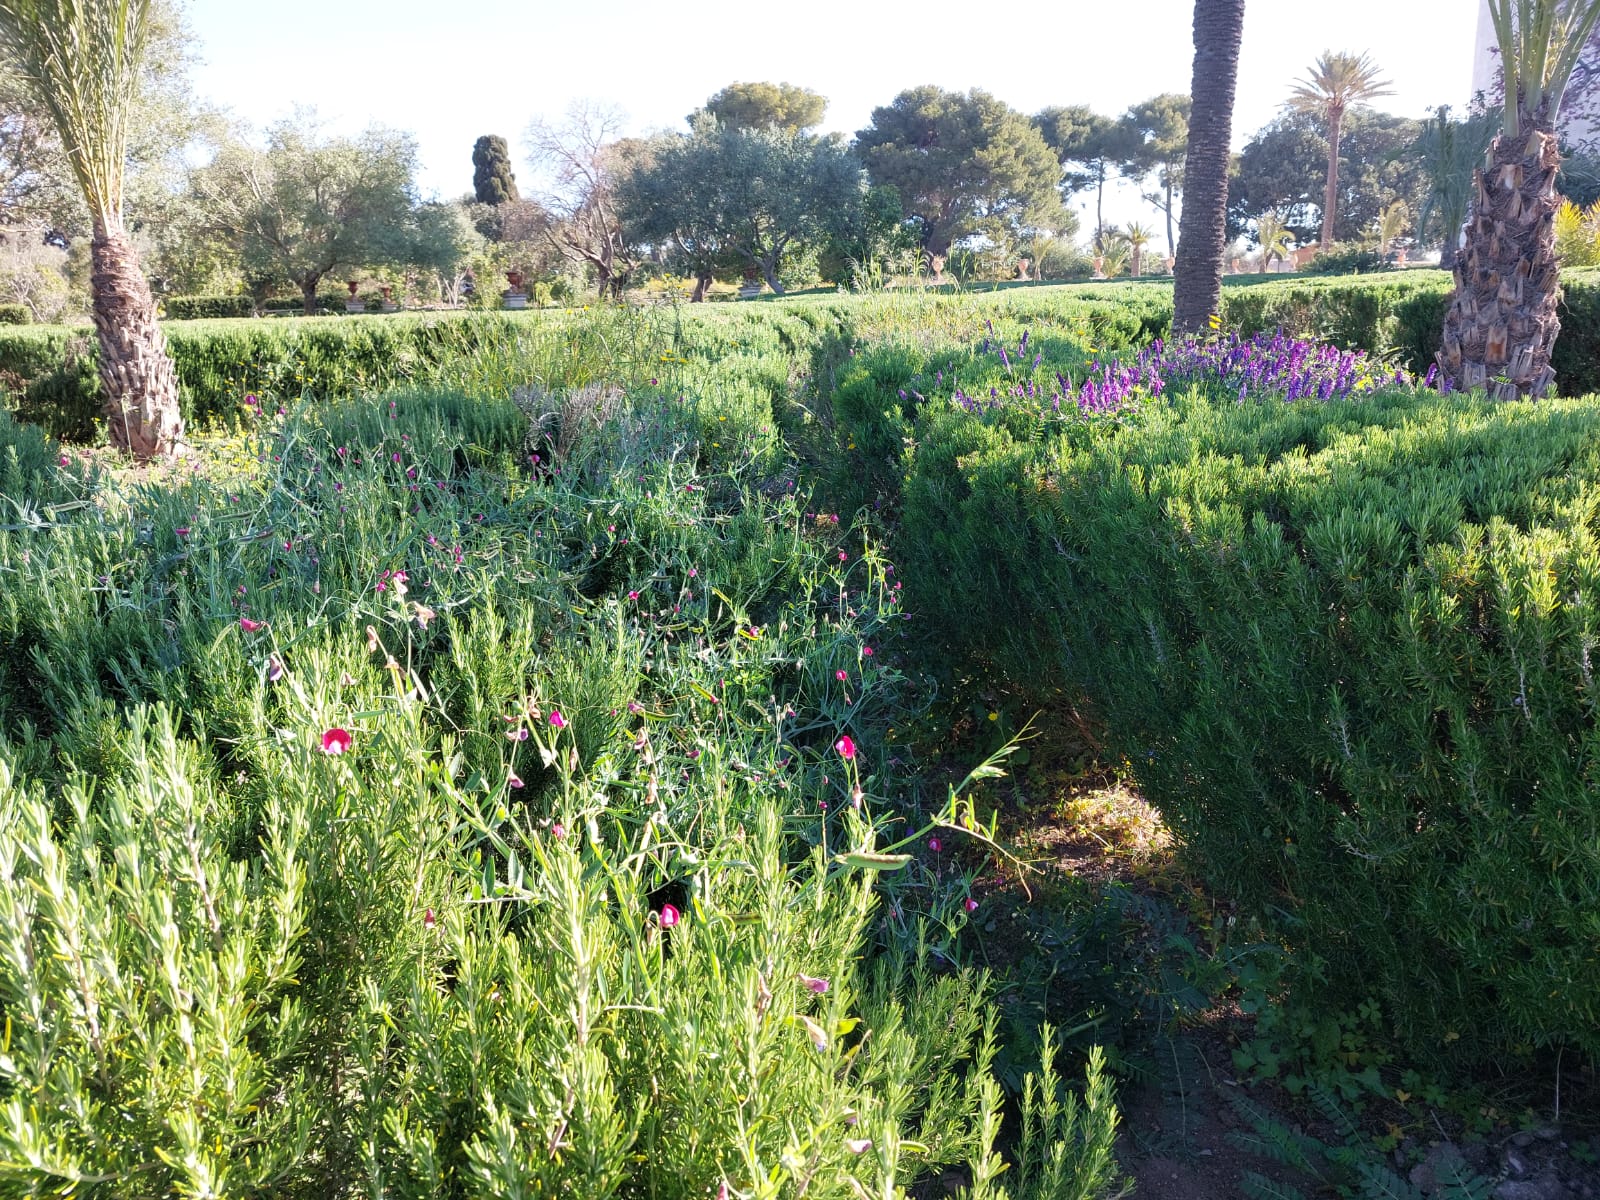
[
  {"left": 1285, "top": 51, "right": 1394, "bottom": 249},
  {"left": 0, "top": 0, "right": 182, "bottom": 459},
  {"left": 1376, "top": 200, "right": 1410, "bottom": 257},
  {"left": 1409, "top": 105, "right": 1497, "bottom": 271},
  {"left": 1124, "top": 221, "right": 1156, "bottom": 276},
  {"left": 1254, "top": 209, "right": 1294, "bottom": 273},
  {"left": 1096, "top": 229, "right": 1131, "bottom": 278},
  {"left": 1439, "top": 0, "right": 1600, "bottom": 399},
  {"left": 1173, "top": 0, "right": 1246, "bottom": 335}
]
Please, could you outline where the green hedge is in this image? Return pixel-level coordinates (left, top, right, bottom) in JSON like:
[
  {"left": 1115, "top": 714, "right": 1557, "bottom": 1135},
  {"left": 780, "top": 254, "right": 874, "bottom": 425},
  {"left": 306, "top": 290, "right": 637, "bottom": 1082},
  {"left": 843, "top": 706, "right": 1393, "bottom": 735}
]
[
  {"left": 1213, "top": 268, "right": 1600, "bottom": 396},
  {"left": 5, "top": 272, "right": 1600, "bottom": 445},
  {"left": 883, "top": 384, "right": 1600, "bottom": 1068},
  {"left": 164, "top": 294, "right": 254, "bottom": 320},
  {"left": 0, "top": 313, "right": 579, "bottom": 440},
  {"left": 0, "top": 304, "right": 30, "bottom": 326}
]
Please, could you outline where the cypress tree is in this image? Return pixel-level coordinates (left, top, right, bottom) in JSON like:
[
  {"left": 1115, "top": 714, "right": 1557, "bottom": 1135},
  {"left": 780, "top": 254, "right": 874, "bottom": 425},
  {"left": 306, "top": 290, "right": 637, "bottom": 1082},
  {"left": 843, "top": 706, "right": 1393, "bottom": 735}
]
[{"left": 472, "top": 135, "right": 519, "bottom": 205}]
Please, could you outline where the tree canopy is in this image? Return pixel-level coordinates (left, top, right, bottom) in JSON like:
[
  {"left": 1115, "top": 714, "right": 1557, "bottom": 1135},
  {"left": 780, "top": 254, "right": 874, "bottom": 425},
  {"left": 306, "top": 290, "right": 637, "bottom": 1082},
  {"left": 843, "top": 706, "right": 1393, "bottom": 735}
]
[
  {"left": 856, "top": 86, "right": 1064, "bottom": 256},
  {"left": 1228, "top": 109, "right": 1426, "bottom": 245},
  {"left": 191, "top": 117, "right": 430, "bottom": 311},
  {"left": 694, "top": 82, "right": 827, "bottom": 133},
  {"left": 524, "top": 103, "right": 646, "bottom": 298},
  {"left": 621, "top": 119, "right": 862, "bottom": 298},
  {"left": 1119, "top": 93, "right": 1191, "bottom": 255},
  {"left": 1034, "top": 105, "right": 1134, "bottom": 241}
]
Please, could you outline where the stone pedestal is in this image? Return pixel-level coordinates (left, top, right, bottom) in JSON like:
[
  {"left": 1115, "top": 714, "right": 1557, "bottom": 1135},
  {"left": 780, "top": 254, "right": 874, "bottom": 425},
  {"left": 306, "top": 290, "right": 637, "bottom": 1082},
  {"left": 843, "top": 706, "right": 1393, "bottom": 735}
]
[
  {"left": 345, "top": 299, "right": 364, "bottom": 314},
  {"left": 503, "top": 291, "right": 528, "bottom": 310},
  {"left": 381, "top": 302, "right": 399, "bottom": 313},
  {"left": 738, "top": 282, "right": 763, "bottom": 300}
]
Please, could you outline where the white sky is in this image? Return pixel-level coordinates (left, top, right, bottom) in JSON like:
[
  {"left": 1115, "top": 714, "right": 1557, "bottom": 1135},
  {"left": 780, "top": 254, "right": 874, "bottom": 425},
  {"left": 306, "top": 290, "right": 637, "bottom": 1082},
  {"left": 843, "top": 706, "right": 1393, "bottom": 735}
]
[{"left": 183, "top": 0, "right": 1478, "bottom": 235}]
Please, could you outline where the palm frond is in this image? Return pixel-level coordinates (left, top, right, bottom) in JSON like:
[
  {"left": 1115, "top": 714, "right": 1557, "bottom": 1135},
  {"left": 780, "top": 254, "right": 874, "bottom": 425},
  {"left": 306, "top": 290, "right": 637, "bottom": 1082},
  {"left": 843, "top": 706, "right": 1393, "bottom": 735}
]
[
  {"left": 1487, "top": 0, "right": 1600, "bottom": 135},
  {"left": 0, "top": 0, "right": 154, "bottom": 225},
  {"left": 1285, "top": 50, "right": 1395, "bottom": 116}
]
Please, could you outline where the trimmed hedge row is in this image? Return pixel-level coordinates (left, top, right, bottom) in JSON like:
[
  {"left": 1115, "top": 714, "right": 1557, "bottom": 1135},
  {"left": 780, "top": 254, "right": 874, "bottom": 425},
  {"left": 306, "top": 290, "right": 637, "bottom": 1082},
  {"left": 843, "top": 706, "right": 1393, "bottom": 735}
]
[
  {"left": 164, "top": 294, "right": 255, "bottom": 320},
  {"left": 0, "top": 313, "right": 583, "bottom": 439},
  {"left": 5, "top": 269, "right": 1600, "bottom": 445}
]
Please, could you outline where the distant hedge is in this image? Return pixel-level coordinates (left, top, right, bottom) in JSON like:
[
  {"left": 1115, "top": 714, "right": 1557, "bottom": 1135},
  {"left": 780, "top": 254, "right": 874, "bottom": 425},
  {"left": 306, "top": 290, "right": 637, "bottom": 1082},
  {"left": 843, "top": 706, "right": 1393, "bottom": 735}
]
[
  {"left": 164, "top": 295, "right": 255, "bottom": 320},
  {"left": 6, "top": 271, "right": 1600, "bottom": 443},
  {"left": 0, "top": 304, "right": 30, "bottom": 326}
]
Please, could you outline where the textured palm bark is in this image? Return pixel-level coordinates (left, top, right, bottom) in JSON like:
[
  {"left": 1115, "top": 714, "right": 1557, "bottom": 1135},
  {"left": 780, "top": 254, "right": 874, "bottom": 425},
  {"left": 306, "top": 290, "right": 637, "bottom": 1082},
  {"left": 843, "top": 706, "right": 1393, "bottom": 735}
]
[
  {"left": 1437, "top": 128, "right": 1562, "bottom": 400},
  {"left": 1173, "top": 0, "right": 1246, "bottom": 335},
  {"left": 91, "top": 226, "right": 184, "bottom": 459}
]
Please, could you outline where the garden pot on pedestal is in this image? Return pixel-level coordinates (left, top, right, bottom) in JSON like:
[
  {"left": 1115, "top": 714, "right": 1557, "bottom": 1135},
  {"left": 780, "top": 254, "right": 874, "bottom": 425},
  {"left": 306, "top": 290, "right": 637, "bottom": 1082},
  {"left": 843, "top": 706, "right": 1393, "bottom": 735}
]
[{"left": 504, "top": 269, "right": 528, "bottom": 310}]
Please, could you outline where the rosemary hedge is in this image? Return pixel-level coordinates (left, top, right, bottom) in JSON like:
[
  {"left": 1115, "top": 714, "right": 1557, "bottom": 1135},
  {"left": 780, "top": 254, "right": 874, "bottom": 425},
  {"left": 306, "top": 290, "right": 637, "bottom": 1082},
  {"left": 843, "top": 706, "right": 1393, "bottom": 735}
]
[{"left": 890, "top": 383, "right": 1600, "bottom": 1066}]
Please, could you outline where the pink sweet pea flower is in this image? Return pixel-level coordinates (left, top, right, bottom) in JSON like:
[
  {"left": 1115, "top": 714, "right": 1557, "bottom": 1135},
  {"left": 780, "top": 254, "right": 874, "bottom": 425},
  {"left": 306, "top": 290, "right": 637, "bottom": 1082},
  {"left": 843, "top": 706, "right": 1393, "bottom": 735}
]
[
  {"left": 659, "top": 903, "right": 680, "bottom": 928},
  {"left": 267, "top": 657, "right": 285, "bottom": 682},
  {"left": 239, "top": 617, "right": 263, "bottom": 632},
  {"left": 797, "top": 973, "right": 830, "bottom": 994},
  {"left": 835, "top": 735, "right": 856, "bottom": 761},
  {"left": 836, "top": 670, "right": 848, "bottom": 682},
  {"left": 549, "top": 710, "right": 567, "bottom": 729},
  {"left": 321, "top": 727, "right": 352, "bottom": 756},
  {"left": 928, "top": 837, "right": 942, "bottom": 853},
  {"left": 964, "top": 898, "right": 979, "bottom": 913}
]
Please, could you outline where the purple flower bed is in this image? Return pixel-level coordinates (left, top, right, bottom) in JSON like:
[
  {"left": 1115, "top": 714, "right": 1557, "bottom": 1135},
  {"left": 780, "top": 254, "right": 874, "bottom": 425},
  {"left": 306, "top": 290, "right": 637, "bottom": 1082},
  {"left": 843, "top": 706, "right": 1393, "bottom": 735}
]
[{"left": 953, "top": 327, "right": 1429, "bottom": 417}]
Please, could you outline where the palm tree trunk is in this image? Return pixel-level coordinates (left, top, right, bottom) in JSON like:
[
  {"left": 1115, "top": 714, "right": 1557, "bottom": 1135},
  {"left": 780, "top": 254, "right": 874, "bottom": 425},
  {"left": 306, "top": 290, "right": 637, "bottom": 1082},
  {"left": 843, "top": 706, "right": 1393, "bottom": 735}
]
[
  {"left": 1321, "top": 108, "right": 1342, "bottom": 247},
  {"left": 1165, "top": 178, "right": 1176, "bottom": 257},
  {"left": 1173, "top": 0, "right": 1246, "bottom": 336},
  {"left": 91, "top": 224, "right": 183, "bottom": 460},
  {"left": 1096, "top": 168, "right": 1106, "bottom": 245},
  {"left": 1437, "top": 126, "right": 1562, "bottom": 399}
]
